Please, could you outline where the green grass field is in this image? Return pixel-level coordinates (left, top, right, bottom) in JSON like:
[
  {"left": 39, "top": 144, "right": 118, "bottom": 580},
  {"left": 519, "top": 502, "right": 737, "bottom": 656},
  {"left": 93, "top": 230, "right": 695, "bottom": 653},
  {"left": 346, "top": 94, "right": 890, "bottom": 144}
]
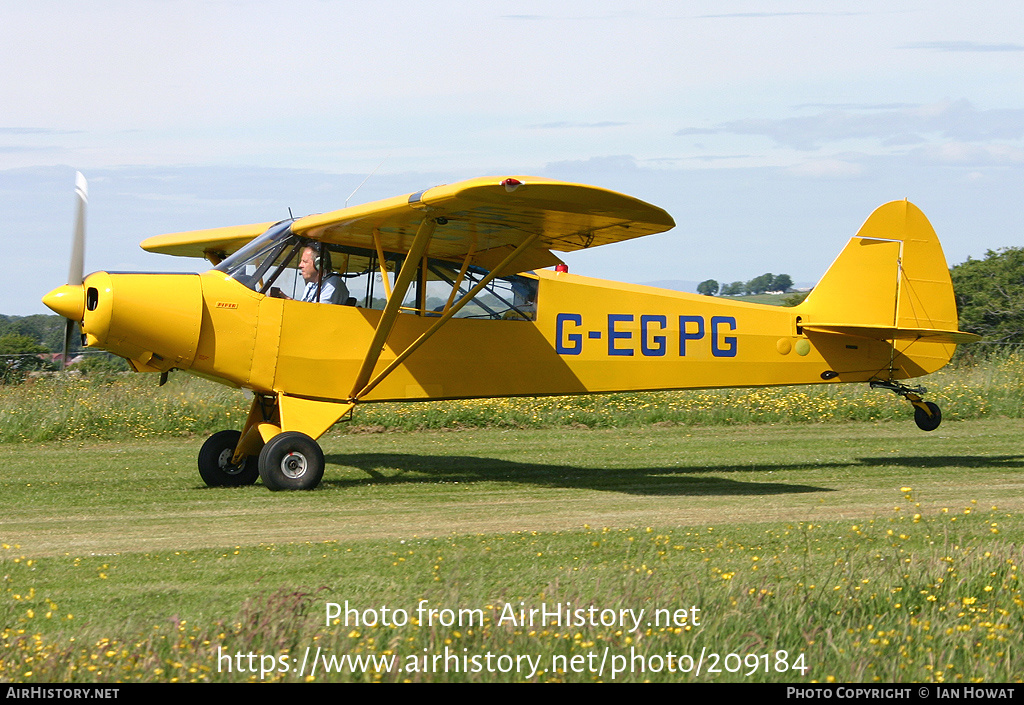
[{"left": 2, "top": 415, "right": 1022, "bottom": 682}]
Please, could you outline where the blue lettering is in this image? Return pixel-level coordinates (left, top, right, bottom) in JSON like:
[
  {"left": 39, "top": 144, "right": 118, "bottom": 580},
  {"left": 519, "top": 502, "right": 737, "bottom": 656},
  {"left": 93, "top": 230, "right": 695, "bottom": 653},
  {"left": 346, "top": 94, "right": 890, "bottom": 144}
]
[
  {"left": 556, "top": 313, "right": 583, "bottom": 355},
  {"left": 554, "top": 312, "right": 738, "bottom": 358},
  {"left": 608, "top": 314, "right": 634, "bottom": 356},
  {"left": 679, "top": 315, "right": 705, "bottom": 356},
  {"left": 640, "top": 315, "right": 667, "bottom": 356},
  {"left": 712, "top": 316, "right": 737, "bottom": 357}
]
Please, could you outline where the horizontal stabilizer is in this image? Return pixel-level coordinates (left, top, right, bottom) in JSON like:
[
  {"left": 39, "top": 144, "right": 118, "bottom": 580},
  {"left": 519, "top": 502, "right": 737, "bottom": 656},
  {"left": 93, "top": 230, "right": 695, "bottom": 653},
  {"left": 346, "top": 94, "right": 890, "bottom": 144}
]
[{"left": 803, "top": 324, "right": 980, "bottom": 345}]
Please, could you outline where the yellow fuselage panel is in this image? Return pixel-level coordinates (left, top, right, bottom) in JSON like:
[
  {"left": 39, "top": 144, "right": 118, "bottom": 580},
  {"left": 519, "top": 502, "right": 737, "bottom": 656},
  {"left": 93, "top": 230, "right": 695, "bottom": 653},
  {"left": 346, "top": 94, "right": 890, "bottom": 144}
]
[
  {"left": 273, "top": 300, "right": 589, "bottom": 401},
  {"left": 193, "top": 274, "right": 261, "bottom": 385}
]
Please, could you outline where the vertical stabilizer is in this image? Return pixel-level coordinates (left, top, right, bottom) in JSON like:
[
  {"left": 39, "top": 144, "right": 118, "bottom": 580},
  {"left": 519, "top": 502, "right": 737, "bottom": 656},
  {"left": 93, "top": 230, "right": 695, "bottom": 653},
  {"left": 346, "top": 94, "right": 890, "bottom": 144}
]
[{"left": 800, "top": 200, "right": 958, "bottom": 332}]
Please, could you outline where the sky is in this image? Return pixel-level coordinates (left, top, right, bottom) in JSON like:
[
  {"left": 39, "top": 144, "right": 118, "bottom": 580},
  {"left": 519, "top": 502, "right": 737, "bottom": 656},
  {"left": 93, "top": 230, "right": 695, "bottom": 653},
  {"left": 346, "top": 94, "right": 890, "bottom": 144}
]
[{"left": 3, "top": 0, "right": 1022, "bottom": 315}]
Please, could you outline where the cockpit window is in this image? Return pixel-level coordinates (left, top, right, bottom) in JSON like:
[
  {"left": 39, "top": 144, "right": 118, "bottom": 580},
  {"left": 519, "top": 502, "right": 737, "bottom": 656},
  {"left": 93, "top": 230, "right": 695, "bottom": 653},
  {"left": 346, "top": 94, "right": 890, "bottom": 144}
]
[
  {"left": 422, "top": 260, "right": 537, "bottom": 320},
  {"left": 214, "top": 221, "right": 299, "bottom": 292},
  {"left": 214, "top": 223, "right": 539, "bottom": 319}
]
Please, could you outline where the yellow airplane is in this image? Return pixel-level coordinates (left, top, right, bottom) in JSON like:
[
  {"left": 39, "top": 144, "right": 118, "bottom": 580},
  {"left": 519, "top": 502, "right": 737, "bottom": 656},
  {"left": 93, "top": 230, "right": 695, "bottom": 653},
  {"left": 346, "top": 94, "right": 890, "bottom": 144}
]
[{"left": 43, "top": 173, "right": 978, "bottom": 491}]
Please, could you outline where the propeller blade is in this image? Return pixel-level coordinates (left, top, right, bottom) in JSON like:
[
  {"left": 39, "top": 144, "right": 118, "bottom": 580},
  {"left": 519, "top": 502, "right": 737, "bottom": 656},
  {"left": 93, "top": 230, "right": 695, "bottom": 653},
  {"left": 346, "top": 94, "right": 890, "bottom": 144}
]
[
  {"left": 62, "top": 318, "right": 76, "bottom": 370},
  {"left": 68, "top": 172, "right": 87, "bottom": 286}
]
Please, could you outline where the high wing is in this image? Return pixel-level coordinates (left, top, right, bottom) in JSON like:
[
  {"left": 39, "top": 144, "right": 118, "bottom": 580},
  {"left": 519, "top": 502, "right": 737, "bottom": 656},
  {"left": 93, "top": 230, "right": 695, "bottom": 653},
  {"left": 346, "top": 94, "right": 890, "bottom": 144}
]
[
  {"left": 140, "top": 176, "right": 676, "bottom": 273},
  {"left": 140, "top": 221, "right": 275, "bottom": 264}
]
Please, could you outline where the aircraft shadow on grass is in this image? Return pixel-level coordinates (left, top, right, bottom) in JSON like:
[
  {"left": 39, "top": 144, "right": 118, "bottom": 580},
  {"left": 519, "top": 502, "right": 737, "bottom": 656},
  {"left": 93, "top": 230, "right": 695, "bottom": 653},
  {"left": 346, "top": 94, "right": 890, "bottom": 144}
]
[
  {"left": 856, "top": 455, "right": 1024, "bottom": 470},
  {"left": 317, "top": 452, "right": 832, "bottom": 497},
  {"left": 198, "top": 453, "right": 1024, "bottom": 496}
]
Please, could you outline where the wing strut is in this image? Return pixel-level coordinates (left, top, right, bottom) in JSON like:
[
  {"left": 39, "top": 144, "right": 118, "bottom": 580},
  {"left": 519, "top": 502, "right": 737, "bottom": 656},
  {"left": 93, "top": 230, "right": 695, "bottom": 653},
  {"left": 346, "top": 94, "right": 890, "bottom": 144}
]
[
  {"left": 348, "top": 217, "right": 438, "bottom": 398},
  {"left": 372, "top": 228, "right": 393, "bottom": 299},
  {"left": 352, "top": 231, "right": 541, "bottom": 401},
  {"left": 443, "top": 242, "right": 476, "bottom": 313}
]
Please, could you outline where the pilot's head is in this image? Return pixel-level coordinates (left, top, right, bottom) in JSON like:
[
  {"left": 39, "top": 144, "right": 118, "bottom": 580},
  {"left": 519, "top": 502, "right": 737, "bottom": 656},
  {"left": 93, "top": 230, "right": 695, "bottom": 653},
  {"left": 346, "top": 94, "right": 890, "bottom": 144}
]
[{"left": 299, "top": 246, "right": 321, "bottom": 284}]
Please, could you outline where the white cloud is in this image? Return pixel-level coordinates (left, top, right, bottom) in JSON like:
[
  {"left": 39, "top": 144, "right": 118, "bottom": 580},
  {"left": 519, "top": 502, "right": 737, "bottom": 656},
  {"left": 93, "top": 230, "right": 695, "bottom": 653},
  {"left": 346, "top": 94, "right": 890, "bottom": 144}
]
[
  {"left": 698, "top": 11, "right": 868, "bottom": 19},
  {"left": 5, "top": 2, "right": 1024, "bottom": 314},
  {"left": 9, "top": 152, "right": 1024, "bottom": 316},
  {"left": 676, "top": 100, "right": 1024, "bottom": 151}
]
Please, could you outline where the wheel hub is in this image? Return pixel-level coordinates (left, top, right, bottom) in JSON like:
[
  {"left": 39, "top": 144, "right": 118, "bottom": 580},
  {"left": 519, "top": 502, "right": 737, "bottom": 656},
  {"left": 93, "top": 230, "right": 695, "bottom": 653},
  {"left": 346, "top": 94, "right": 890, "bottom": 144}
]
[
  {"left": 280, "top": 451, "right": 307, "bottom": 479},
  {"left": 217, "top": 448, "right": 246, "bottom": 475}
]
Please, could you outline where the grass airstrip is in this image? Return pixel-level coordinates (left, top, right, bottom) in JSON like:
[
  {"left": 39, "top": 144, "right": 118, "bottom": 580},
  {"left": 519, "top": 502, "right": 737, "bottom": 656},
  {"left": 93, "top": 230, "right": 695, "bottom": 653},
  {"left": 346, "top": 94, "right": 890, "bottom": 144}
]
[{"left": 2, "top": 357, "right": 1023, "bottom": 682}]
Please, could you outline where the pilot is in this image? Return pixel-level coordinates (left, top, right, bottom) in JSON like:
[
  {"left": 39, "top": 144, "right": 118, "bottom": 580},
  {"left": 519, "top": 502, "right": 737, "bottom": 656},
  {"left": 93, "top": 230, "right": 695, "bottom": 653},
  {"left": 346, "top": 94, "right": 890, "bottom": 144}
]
[{"left": 298, "top": 244, "right": 349, "bottom": 304}]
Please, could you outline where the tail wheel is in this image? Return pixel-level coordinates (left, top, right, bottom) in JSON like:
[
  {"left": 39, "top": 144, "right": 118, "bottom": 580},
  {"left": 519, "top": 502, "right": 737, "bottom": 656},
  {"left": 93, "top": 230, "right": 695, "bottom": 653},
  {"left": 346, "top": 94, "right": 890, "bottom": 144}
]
[
  {"left": 913, "top": 402, "right": 942, "bottom": 432},
  {"left": 198, "top": 430, "right": 258, "bottom": 486},
  {"left": 258, "top": 431, "right": 325, "bottom": 491}
]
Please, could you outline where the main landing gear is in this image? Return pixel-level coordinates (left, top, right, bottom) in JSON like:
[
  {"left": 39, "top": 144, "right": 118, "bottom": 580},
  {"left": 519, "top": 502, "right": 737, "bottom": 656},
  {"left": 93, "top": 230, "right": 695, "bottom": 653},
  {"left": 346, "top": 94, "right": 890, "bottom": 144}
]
[
  {"left": 869, "top": 380, "right": 942, "bottom": 431},
  {"left": 198, "top": 430, "right": 259, "bottom": 486},
  {"left": 257, "top": 431, "right": 325, "bottom": 491},
  {"left": 198, "top": 430, "right": 325, "bottom": 490}
]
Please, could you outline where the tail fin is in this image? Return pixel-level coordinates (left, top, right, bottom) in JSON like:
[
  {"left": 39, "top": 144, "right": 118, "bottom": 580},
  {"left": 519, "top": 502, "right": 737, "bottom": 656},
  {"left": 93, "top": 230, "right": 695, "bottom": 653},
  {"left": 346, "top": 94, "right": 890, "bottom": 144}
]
[
  {"left": 801, "top": 200, "right": 963, "bottom": 332},
  {"left": 797, "top": 200, "right": 977, "bottom": 378}
]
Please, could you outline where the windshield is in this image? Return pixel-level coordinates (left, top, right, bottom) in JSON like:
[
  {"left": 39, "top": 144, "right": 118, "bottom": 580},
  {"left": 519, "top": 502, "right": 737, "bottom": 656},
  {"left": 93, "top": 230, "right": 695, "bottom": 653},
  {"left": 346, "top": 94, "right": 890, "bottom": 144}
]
[{"left": 214, "top": 221, "right": 302, "bottom": 293}]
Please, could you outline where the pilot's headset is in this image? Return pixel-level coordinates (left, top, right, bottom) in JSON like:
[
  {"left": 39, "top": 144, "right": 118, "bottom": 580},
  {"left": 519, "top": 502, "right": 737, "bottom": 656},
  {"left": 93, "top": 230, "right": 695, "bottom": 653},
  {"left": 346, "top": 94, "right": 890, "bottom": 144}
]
[{"left": 312, "top": 243, "right": 333, "bottom": 274}]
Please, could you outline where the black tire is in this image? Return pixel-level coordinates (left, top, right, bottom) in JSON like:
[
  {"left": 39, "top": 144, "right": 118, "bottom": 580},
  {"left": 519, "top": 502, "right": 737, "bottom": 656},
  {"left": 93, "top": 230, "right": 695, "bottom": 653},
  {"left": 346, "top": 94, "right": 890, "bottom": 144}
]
[
  {"left": 914, "top": 401, "right": 942, "bottom": 432},
  {"left": 198, "top": 430, "right": 258, "bottom": 487},
  {"left": 258, "top": 431, "right": 325, "bottom": 491}
]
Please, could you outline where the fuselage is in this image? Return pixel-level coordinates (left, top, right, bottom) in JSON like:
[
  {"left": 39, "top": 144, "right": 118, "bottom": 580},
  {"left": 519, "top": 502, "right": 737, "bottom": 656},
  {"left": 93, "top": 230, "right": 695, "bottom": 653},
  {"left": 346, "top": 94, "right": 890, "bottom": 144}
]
[{"left": 49, "top": 266, "right": 949, "bottom": 404}]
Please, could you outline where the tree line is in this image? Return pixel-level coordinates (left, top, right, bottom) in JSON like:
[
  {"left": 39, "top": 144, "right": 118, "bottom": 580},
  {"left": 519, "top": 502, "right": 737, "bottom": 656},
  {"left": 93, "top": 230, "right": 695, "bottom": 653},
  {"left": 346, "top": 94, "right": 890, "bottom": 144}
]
[
  {"left": 697, "top": 273, "right": 794, "bottom": 297},
  {"left": 950, "top": 246, "right": 1024, "bottom": 349}
]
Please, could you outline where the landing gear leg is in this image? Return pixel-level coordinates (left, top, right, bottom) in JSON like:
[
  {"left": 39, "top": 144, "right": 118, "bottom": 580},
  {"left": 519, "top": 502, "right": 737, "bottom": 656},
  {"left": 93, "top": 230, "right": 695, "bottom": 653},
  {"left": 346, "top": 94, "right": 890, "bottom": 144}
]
[{"left": 870, "top": 380, "right": 942, "bottom": 432}]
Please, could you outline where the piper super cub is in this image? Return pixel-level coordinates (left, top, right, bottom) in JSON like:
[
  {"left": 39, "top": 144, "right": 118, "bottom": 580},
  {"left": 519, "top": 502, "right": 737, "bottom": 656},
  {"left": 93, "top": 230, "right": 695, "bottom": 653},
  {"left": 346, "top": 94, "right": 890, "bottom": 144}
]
[{"left": 43, "top": 173, "right": 978, "bottom": 491}]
